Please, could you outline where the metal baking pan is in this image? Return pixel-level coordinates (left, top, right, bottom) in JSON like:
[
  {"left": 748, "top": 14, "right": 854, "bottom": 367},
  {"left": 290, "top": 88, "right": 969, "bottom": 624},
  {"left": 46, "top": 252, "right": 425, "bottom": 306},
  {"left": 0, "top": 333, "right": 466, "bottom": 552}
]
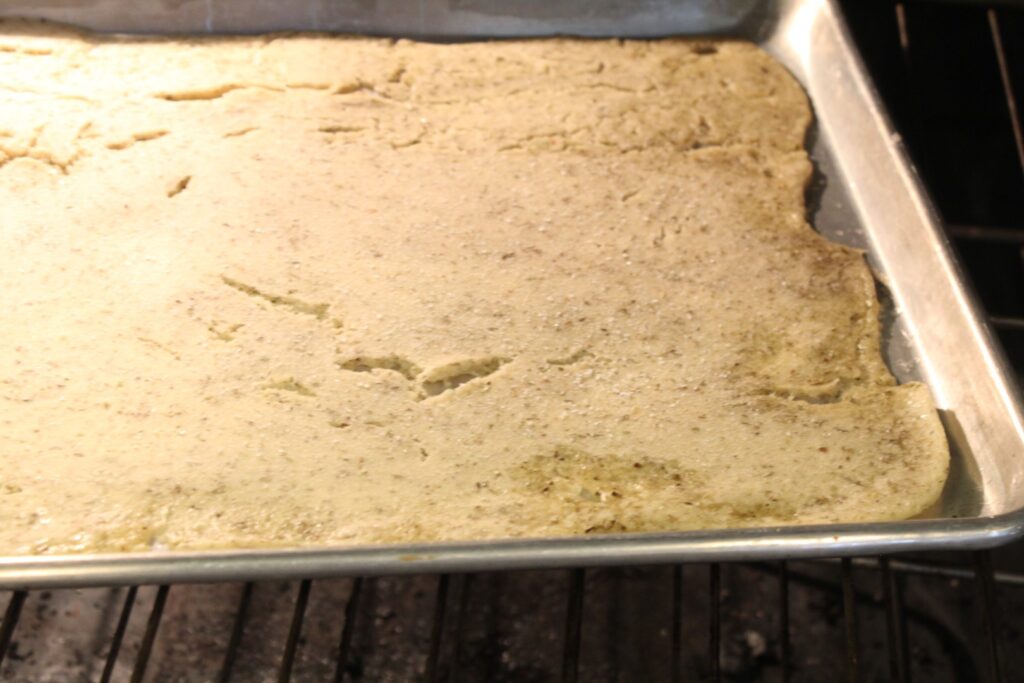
[{"left": 2, "top": 0, "right": 1023, "bottom": 589}]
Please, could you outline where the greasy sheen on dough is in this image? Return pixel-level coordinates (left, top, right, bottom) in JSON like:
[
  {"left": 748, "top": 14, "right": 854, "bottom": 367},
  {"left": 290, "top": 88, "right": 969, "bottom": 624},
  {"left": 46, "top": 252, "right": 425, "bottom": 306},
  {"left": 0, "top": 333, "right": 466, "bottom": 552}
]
[{"left": 0, "top": 22, "right": 949, "bottom": 554}]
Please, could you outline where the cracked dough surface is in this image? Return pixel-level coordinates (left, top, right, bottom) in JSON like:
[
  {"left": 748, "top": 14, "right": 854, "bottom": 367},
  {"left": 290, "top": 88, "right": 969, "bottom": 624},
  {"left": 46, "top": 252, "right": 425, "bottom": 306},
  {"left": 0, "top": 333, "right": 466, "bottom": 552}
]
[{"left": 0, "top": 22, "right": 949, "bottom": 554}]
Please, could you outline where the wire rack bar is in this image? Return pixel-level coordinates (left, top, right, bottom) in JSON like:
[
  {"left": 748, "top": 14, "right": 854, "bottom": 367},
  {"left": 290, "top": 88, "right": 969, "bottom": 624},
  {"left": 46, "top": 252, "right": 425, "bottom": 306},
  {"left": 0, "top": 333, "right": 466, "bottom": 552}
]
[
  {"left": 333, "top": 577, "right": 364, "bottom": 683},
  {"left": 895, "top": 2, "right": 911, "bottom": 54},
  {"left": 448, "top": 574, "right": 472, "bottom": 683},
  {"left": 946, "top": 224, "right": 1024, "bottom": 244},
  {"left": 815, "top": 556, "right": 1024, "bottom": 585},
  {"left": 987, "top": 8, "right": 1024, "bottom": 177},
  {"left": 561, "top": 569, "right": 585, "bottom": 683},
  {"left": 0, "top": 590, "right": 27, "bottom": 670},
  {"left": 880, "top": 558, "right": 911, "bottom": 683},
  {"left": 990, "top": 316, "right": 1024, "bottom": 332},
  {"left": 129, "top": 585, "right": 169, "bottom": 683},
  {"left": 277, "top": 580, "right": 312, "bottom": 683},
  {"left": 100, "top": 585, "right": 139, "bottom": 683},
  {"left": 425, "top": 574, "right": 451, "bottom": 683},
  {"left": 218, "top": 582, "right": 254, "bottom": 683}
]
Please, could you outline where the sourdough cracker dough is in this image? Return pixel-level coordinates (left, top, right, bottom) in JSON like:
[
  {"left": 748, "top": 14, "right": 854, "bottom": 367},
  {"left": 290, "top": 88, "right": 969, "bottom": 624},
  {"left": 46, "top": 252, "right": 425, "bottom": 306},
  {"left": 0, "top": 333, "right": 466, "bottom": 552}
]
[{"left": 0, "top": 22, "right": 948, "bottom": 554}]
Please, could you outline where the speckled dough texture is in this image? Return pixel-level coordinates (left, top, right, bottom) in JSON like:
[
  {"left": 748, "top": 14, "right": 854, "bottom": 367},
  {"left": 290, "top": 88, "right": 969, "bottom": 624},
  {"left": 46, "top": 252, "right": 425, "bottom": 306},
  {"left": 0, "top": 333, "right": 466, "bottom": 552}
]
[{"left": 0, "top": 22, "right": 949, "bottom": 554}]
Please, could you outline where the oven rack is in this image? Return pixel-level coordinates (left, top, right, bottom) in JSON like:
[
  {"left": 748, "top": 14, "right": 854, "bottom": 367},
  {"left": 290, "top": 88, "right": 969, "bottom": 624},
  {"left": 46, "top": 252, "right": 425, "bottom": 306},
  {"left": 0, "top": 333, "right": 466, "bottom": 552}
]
[{"left": 0, "top": 552, "right": 1014, "bottom": 682}]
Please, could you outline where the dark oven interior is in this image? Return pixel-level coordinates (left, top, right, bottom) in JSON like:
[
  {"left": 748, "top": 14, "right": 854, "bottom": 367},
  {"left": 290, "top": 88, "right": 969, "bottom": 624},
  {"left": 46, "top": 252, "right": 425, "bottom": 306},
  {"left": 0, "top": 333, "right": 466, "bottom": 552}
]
[{"left": 2, "top": 1, "right": 1024, "bottom": 681}]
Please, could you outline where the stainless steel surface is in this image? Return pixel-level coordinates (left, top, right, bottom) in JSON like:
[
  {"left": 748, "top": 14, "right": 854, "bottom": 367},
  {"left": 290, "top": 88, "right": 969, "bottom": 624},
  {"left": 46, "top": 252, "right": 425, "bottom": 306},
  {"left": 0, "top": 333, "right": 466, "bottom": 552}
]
[
  {"left": 0, "top": 0, "right": 763, "bottom": 36},
  {"left": 1, "top": 0, "right": 1023, "bottom": 588}
]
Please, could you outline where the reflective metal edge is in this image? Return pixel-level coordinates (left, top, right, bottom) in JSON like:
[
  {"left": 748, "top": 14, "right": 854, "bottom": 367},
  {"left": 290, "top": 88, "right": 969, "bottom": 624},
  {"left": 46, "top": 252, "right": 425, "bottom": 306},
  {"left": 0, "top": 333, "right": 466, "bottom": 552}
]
[
  {"left": 772, "top": 0, "right": 1024, "bottom": 519},
  {"left": 2, "top": 515, "right": 1023, "bottom": 590},
  {"left": 1, "top": 0, "right": 1023, "bottom": 588}
]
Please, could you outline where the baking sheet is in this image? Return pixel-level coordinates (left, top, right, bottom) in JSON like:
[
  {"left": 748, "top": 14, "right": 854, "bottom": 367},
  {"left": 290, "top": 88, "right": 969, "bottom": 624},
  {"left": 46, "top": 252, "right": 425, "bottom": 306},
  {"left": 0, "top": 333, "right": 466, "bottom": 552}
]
[{"left": 1, "top": 0, "right": 1023, "bottom": 588}]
